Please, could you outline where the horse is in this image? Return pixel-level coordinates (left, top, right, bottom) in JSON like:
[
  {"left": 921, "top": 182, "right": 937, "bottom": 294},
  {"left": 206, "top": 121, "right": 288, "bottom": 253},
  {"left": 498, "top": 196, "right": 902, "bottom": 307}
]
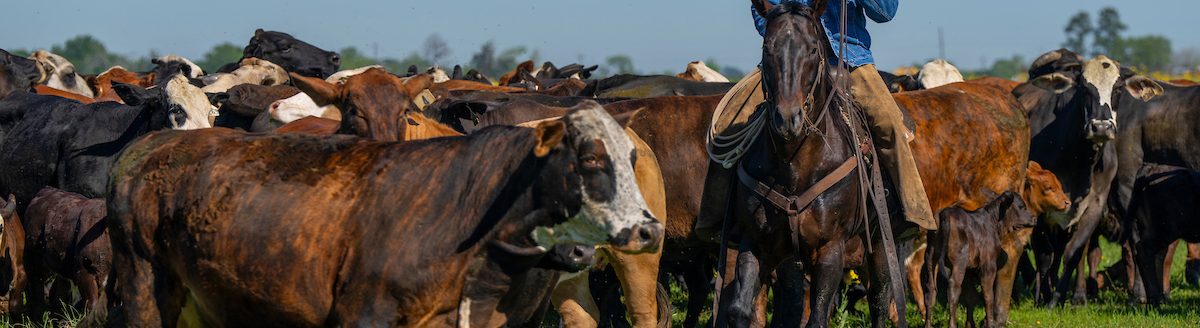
[{"left": 714, "top": 1, "right": 908, "bottom": 327}]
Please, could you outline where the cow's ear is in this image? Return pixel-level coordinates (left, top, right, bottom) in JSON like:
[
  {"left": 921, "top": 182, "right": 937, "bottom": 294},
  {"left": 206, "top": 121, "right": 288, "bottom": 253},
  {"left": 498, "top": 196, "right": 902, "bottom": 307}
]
[
  {"left": 752, "top": 0, "right": 776, "bottom": 17},
  {"left": 291, "top": 73, "right": 340, "bottom": 106},
  {"left": 1124, "top": 75, "right": 1163, "bottom": 102},
  {"left": 254, "top": 28, "right": 266, "bottom": 37},
  {"left": 3, "top": 194, "right": 14, "bottom": 214},
  {"left": 611, "top": 107, "right": 645, "bottom": 129},
  {"left": 532, "top": 120, "right": 566, "bottom": 158},
  {"left": 1030, "top": 73, "right": 1075, "bottom": 94},
  {"left": 112, "top": 82, "right": 159, "bottom": 106},
  {"left": 140, "top": 72, "right": 157, "bottom": 87},
  {"left": 402, "top": 74, "right": 435, "bottom": 98}
]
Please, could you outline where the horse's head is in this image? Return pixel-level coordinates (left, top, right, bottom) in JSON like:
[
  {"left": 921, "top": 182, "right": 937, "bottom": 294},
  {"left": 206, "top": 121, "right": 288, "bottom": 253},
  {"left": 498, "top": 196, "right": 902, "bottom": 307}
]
[{"left": 755, "top": 0, "right": 830, "bottom": 138}]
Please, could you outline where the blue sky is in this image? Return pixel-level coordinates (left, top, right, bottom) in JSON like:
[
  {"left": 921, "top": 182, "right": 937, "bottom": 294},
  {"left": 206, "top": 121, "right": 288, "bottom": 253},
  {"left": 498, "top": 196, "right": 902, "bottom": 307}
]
[{"left": 3, "top": 0, "right": 1196, "bottom": 73}]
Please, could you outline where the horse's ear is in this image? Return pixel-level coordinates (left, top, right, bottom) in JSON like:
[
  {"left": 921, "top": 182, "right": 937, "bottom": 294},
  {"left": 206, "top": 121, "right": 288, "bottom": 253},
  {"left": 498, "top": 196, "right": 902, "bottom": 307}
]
[
  {"left": 811, "top": 0, "right": 828, "bottom": 18},
  {"left": 752, "top": 0, "right": 775, "bottom": 18}
]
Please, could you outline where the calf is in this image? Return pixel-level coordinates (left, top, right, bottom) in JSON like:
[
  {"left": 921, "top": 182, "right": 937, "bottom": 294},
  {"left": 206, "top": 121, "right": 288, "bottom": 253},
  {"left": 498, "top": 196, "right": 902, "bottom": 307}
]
[
  {"left": 0, "top": 195, "right": 24, "bottom": 314},
  {"left": 22, "top": 187, "right": 109, "bottom": 315},
  {"left": 924, "top": 192, "right": 1035, "bottom": 328},
  {"left": 1125, "top": 163, "right": 1200, "bottom": 305}
]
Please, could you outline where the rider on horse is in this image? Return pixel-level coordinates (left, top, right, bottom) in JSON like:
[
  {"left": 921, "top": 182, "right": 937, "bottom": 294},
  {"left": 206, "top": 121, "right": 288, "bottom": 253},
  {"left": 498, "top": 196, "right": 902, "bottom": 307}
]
[{"left": 697, "top": 0, "right": 937, "bottom": 241}]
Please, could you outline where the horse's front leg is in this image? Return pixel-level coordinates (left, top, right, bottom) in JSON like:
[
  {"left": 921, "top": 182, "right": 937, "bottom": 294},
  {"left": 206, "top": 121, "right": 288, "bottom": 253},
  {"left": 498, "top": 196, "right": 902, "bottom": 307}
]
[
  {"left": 726, "top": 235, "right": 764, "bottom": 328},
  {"left": 806, "top": 241, "right": 846, "bottom": 328}
]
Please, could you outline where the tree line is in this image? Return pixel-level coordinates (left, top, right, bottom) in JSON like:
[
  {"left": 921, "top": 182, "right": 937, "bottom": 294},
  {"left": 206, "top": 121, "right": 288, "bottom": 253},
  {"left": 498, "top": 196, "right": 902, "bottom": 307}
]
[
  {"left": 970, "top": 7, "right": 1196, "bottom": 79},
  {"left": 10, "top": 33, "right": 751, "bottom": 79}
]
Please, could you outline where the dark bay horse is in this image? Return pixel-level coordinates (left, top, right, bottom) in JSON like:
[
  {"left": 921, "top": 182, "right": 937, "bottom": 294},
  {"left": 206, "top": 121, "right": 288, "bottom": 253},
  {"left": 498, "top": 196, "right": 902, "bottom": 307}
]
[{"left": 718, "top": 1, "right": 907, "bottom": 327}]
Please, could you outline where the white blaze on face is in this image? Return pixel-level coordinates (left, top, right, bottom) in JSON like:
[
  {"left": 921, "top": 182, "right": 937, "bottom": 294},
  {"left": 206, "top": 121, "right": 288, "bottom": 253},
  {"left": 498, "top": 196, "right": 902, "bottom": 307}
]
[
  {"left": 269, "top": 93, "right": 339, "bottom": 123},
  {"left": 1083, "top": 56, "right": 1121, "bottom": 124},
  {"left": 156, "top": 55, "right": 204, "bottom": 78},
  {"left": 917, "top": 59, "right": 964, "bottom": 89},
  {"left": 531, "top": 105, "right": 650, "bottom": 248},
  {"left": 326, "top": 65, "right": 383, "bottom": 85},
  {"left": 692, "top": 61, "right": 731, "bottom": 82},
  {"left": 428, "top": 67, "right": 451, "bottom": 83},
  {"left": 164, "top": 74, "right": 216, "bottom": 130},
  {"left": 30, "top": 50, "right": 95, "bottom": 97}
]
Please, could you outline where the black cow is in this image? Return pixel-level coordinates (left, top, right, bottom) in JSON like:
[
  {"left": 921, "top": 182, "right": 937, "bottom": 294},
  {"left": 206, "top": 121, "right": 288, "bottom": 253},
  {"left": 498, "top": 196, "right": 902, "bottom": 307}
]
[
  {"left": 1108, "top": 72, "right": 1194, "bottom": 301},
  {"left": 1015, "top": 48, "right": 1163, "bottom": 307},
  {"left": 0, "top": 49, "right": 42, "bottom": 100},
  {"left": 0, "top": 78, "right": 200, "bottom": 213},
  {"left": 1124, "top": 164, "right": 1200, "bottom": 305},
  {"left": 878, "top": 70, "right": 920, "bottom": 93},
  {"left": 223, "top": 29, "right": 340, "bottom": 78}
]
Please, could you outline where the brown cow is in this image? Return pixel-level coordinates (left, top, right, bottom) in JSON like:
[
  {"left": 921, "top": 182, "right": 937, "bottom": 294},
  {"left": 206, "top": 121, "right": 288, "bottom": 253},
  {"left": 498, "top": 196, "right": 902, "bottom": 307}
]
[
  {"left": 924, "top": 192, "right": 1036, "bottom": 328},
  {"left": 290, "top": 69, "right": 437, "bottom": 142},
  {"left": 884, "top": 81, "right": 1031, "bottom": 324},
  {"left": 0, "top": 195, "right": 25, "bottom": 315},
  {"left": 22, "top": 187, "right": 110, "bottom": 316},
  {"left": 86, "top": 66, "right": 155, "bottom": 103},
  {"left": 104, "top": 104, "right": 662, "bottom": 326}
]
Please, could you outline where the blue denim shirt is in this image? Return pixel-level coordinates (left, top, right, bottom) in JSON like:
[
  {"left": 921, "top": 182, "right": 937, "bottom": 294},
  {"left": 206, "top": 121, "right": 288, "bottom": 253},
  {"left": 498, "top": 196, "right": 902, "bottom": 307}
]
[{"left": 753, "top": 0, "right": 898, "bottom": 67}]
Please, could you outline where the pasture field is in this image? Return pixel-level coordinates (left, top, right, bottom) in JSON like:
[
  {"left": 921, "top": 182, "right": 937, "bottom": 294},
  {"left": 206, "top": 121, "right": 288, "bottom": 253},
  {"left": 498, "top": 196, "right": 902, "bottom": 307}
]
[{"left": 652, "top": 237, "right": 1200, "bottom": 327}]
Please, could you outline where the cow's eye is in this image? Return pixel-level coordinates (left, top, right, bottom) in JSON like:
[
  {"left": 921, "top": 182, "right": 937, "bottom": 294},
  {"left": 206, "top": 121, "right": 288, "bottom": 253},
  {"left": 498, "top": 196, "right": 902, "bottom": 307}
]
[{"left": 581, "top": 154, "right": 603, "bottom": 171}]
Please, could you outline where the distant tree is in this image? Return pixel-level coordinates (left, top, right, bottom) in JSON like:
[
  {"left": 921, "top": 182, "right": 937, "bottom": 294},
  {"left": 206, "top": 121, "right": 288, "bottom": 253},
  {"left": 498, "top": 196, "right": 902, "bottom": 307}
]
[
  {"left": 51, "top": 35, "right": 118, "bottom": 74},
  {"left": 721, "top": 66, "right": 746, "bottom": 81},
  {"left": 605, "top": 55, "right": 635, "bottom": 75},
  {"left": 381, "top": 53, "right": 431, "bottom": 74},
  {"left": 338, "top": 46, "right": 378, "bottom": 70},
  {"left": 470, "top": 41, "right": 498, "bottom": 76},
  {"left": 496, "top": 46, "right": 528, "bottom": 75},
  {"left": 986, "top": 54, "right": 1026, "bottom": 79},
  {"left": 1172, "top": 48, "right": 1200, "bottom": 73},
  {"left": 1092, "top": 7, "right": 1127, "bottom": 58},
  {"left": 197, "top": 42, "right": 243, "bottom": 73},
  {"left": 8, "top": 49, "right": 32, "bottom": 58},
  {"left": 422, "top": 34, "right": 451, "bottom": 65},
  {"left": 1062, "top": 11, "right": 1093, "bottom": 55},
  {"left": 1123, "top": 35, "right": 1172, "bottom": 71}
]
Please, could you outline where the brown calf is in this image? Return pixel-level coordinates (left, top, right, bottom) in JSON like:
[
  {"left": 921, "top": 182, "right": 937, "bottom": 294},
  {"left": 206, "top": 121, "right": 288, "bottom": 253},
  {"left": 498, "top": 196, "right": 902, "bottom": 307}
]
[{"left": 22, "top": 187, "right": 110, "bottom": 316}]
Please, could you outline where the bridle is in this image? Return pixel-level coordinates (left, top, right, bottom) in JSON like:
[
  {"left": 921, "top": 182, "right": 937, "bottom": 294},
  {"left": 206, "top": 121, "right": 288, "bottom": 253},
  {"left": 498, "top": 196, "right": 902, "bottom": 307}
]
[{"left": 759, "top": 5, "right": 831, "bottom": 145}]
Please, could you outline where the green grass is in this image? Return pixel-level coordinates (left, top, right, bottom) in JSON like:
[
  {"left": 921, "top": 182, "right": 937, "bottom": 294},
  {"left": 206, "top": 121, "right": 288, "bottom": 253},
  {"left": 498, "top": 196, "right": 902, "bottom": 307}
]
[{"left": 652, "top": 237, "right": 1200, "bottom": 327}]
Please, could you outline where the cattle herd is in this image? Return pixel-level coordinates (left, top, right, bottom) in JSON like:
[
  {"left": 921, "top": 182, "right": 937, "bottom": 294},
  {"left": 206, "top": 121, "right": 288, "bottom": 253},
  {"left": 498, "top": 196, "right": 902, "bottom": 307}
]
[{"left": 0, "top": 4, "right": 1198, "bottom": 327}]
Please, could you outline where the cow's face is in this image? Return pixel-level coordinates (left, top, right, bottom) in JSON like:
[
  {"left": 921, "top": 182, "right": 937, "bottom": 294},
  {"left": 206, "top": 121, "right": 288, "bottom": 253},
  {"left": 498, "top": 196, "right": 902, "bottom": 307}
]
[
  {"left": 245, "top": 29, "right": 340, "bottom": 79},
  {"left": 1030, "top": 55, "right": 1162, "bottom": 143},
  {"left": 233, "top": 58, "right": 289, "bottom": 86},
  {"left": 1025, "top": 161, "right": 1071, "bottom": 216},
  {"left": 151, "top": 55, "right": 204, "bottom": 80},
  {"left": 290, "top": 68, "right": 432, "bottom": 142},
  {"left": 0, "top": 49, "right": 42, "bottom": 99},
  {"left": 113, "top": 74, "right": 215, "bottom": 130},
  {"left": 268, "top": 92, "right": 339, "bottom": 124},
  {"left": 529, "top": 104, "right": 663, "bottom": 254},
  {"left": 997, "top": 191, "right": 1036, "bottom": 234},
  {"left": 755, "top": 0, "right": 828, "bottom": 138}
]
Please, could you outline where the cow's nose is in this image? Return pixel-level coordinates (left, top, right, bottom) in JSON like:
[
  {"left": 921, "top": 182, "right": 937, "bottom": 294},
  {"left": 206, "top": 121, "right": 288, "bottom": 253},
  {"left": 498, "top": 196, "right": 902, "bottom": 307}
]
[
  {"left": 1087, "top": 119, "right": 1116, "bottom": 143},
  {"left": 609, "top": 216, "right": 664, "bottom": 254}
]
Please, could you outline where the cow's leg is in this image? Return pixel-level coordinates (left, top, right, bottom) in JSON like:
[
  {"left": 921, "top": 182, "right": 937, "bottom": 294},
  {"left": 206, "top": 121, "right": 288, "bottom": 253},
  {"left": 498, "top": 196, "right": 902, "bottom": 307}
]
[
  {"left": 552, "top": 271, "right": 599, "bottom": 328},
  {"left": 682, "top": 256, "right": 713, "bottom": 328},
  {"left": 909, "top": 242, "right": 928, "bottom": 315},
  {"left": 1087, "top": 238, "right": 1103, "bottom": 299},
  {"left": 981, "top": 265, "right": 998, "bottom": 328},
  {"left": 1030, "top": 228, "right": 1059, "bottom": 306},
  {"left": 604, "top": 247, "right": 662, "bottom": 328},
  {"left": 1134, "top": 240, "right": 1169, "bottom": 306},
  {"left": 806, "top": 241, "right": 845, "bottom": 328},
  {"left": 726, "top": 238, "right": 762, "bottom": 328},
  {"left": 994, "top": 226, "right": 1031, "bottom": 324},
  {"left": 1124, "top": 242, "right": 1147, "bottom": 304},
  {"left": 1071, "top": 238, "right": 1093, "bottom": 305},
  {"left": 106, "top": 248, "right": 184, "bottom": 327},
  {"left": 1186, "top": 243, "right": 1200, "bottom": 286},
  {"left": 1161, "top": 240, "right": 1178, "bottom": 300},
  {"left": 770, "top": 259, "right": 806, "bottom": 328},
  {"left": 22, "top": 264, "right": 49, "bottom": 317},
  {"left": 923, "top": 234, "right": 943, "bottom": 328},
  {"left": 946, "top": 257, "right": 967, "bottom": 328}
]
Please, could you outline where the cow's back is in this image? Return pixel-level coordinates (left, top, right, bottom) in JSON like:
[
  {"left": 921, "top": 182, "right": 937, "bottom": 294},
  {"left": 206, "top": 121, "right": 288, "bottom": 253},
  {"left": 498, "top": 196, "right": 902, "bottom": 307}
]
[{"left": 895, "top": 82, "right": 1030, "bottom": 211}]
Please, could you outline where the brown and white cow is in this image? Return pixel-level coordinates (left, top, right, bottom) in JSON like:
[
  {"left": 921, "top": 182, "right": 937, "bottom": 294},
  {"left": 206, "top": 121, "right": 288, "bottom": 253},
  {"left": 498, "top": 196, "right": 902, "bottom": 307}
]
[
  {"left": 29, "top": 50, "right": 94, "bottom": 98},
  {"left": 200, "top": 57, "right": 289, "bottom": 93},
  {"left": 104, "top": 101, "right": 662, "bottom": 326},
  {"left": 676, "top": 60, "right": 730, "bottom": 82}
]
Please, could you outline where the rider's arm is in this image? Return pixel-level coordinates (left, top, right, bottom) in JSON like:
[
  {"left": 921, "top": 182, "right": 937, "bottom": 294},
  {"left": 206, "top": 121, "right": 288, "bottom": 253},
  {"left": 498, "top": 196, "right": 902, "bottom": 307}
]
[{"left": 860, "top": 0, "right": 898, "bottom": 23}]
